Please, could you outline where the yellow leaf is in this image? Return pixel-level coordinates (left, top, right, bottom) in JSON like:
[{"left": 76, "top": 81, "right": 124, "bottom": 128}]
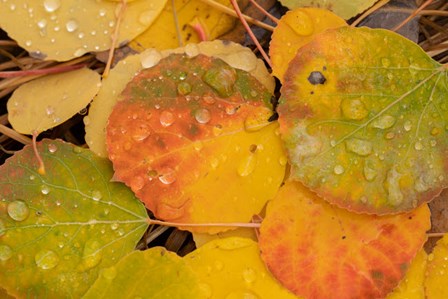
[
  {"left": 387, "top": 249, "right": 427, "bottom": 299},
  {"left": 86, "top": 40, "right": 274, "bottom": 157},
  {"left": 130, "top": 0, "right": 235, "bottom": 51},
  {"left": 0, "top": 0, "right": 166, "bottom": 61},
  {"left": 184, "top": 237, "right": 299, "bottom": 298},
  {"left": 192, "top": 227, "right": 257, "bottom": 248},
  {"left": 425, "top": 234, "right": 448, "bottom": 298},
  {"left": 8, "top": 68, "right": 101, "bottom": 134}
]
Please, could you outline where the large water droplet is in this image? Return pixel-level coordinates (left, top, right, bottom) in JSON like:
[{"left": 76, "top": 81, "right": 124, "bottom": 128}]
[
  {"left": 242, "top": 268, "right": 256, "bottom": 283},
  {"left": 237, "top": 154, "right": 257, "bottom": 177},
  {"left": 203, "top": 66, "right": 237, "bottom": 97},
  {"left": 40, "top": 184, "right": 50, "bottom": 195},
  {"left": 345, "top": 138, "right": 372, "bottom": 156},
  {"left": 363, "top": 163, "right": 377, "bottom": 181},
  {"left": 82, "top": 239, "right": 103, "bottom": 269},
  {"left": 386, "top": 168, "right": 403, "bottom": 206},
  {"left": 102, "top": 266, "right": 117, "bottom": 280},
  {"left": 35, "top": 249, "right": 59, "bottom": 270},
  {"left": 48, "top": 143, "right": 58, "bottom": 153},
  {"left": 91, "top": 190, "right": 102, "bottom": 201},
  {"left": 159, "top": 168, "right": 176, "bottom": 185},
  {"left": 341, "top": 98, "right": 368, "bottom": 120},
  {"left": 414, "top": 141, "right": 423, "bottom": 151},
  {"left": 7, "top": 200, "right": 30, "bottom": 222},
  {"left": 371, "top": 115, "right": 395, "bottom": 129},
  {"left": 65, "top": 20, "right": 78, "bottom": 32},
  {"left": 43, "top": 0, "right": 61, "bottom": 12},
  {"left": 0, "top": 245, "right": 12, "bottom": 261},
  {"left": 132, "top": 123, "right": 150, "bottom": 141},
  {"left": 195, "top": 108, "right": 211, "bottom": 124},
  {"left": 160, "top": 111, "right": 175, "bottom": 127},
  {"left": 130, "top": 176, "right": 145, "bottom": 191},
  {"left": 333, "top": 165, "right": 345, "bottom": 175}
]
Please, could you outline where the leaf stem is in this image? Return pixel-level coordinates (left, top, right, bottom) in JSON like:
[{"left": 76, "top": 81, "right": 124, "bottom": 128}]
[
  {"left": 32, "top": 130, "right": 45, "bottom": 175},
  {"left": 147, "top": 218, "right": 262, "bottom": 228},
  {"left": 229, "top": 0, "right": 272, "bottom": 68},
  {"left": 0, "top": 123, "right": 31, "bottom": 144},
  {"left": 351, "top": 0, "right": 390, "bottom": 27},
  {"left": 248, "top": 0, "right": 278, "bottom": 24},
  {"left": 0, "top": 63, "right": 86, "bottom": 78},
  {"left": 392, "top": 0, "right": 433, "bottom": 32},
  {"left": 171, "top": 0, "right": 184, "bottom": 47},
  {"left": 427, "top": 232, "right": 446, "bottom": 238}
]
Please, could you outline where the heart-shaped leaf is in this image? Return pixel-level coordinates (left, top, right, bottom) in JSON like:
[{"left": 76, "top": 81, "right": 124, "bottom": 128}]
[
  {"left": 270, "top": 8, "right": 346, "bottom": 82},
  {"left": 0, "top": 139, "right": 148, "bottom": 298},
  {"left": 0, "top": 0, "right": 166, "bottom": 61},
  {"left": 278, "top": 26, "right": 448, "bottom": 214},
  {"left": 8, "top": 68, "right": 101, "bottom": 134},
  {"left": 259, "top": 181, "right": 430, "bottom": 298},
  {"left": 83, "top": 247, "right": 203, "bottom": 299},
  {"left": 184, "top": 237, "right": 297, "bottom": 298},
  {"left": 107, "top": 54, "right": 286, "bottom": 233}
]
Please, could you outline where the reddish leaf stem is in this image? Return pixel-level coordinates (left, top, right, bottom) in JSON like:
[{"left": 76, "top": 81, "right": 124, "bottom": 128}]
[
  {"left": 248, "top": 0, "right": 278, "bottom": 24},
  {"left": 0, "top": 63, "right": 86, "bottom": 78},
  {"left": 392, "top": 0, "right": 433, "bottom": 32},
  {"left": 147, "top": 218, "right": 262, "bottom": 228},
  {"left": 229, "top": 0, "right": 272, "bottom": 68},
  {"left": 32, "top": 130, "right": 45, "bottom": 175}
]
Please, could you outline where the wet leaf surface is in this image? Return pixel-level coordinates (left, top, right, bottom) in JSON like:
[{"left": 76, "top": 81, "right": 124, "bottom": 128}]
[
  {"left": 425, "top": 234, "right": 448, "bottom": 298},
  {"left": 0, "top": 139, "right": 148, "bottom": 298},
  {"left": 107, "top": 54, "right": 286, "bottom": 233},
  {"left": 83, "top": 247, "right": 203, "bottom": 299},
  {"left": 185, "top": 237, "right": 298, "bottom": 298},
  {"left": 279, "top": 27, "right": 448, "bottom": 214},
  {"left": 86, "top": 40, "right": 274, "bottom": 157},
  {"left": 259, "top": 181, "right": 430, "bottom": 299},
  {"left": 270, "top": 8, "right": 346, "bottom": 82},
  {"left": 8, "top": 68, "right": 101, "bottom": 134}
]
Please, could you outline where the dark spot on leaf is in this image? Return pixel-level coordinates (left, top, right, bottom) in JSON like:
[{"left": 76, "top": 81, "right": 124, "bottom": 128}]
[
  {"left": 341, "top": 235, "right": 346, "bottom": 240},
  {"left": 323, "top": 66, "right": 327, "bottom": 71},
  {"left": 249, "top": 144, "right": 257, "bottom": 153},
  {"left": 268, "top": 112, "right": 278, "bottom": 122},
  {"left": 310, "top": 91, "right": 314, "bottom": 95},
  {"left": 307, "top": 71, "right": 326, "bottom": 85}
]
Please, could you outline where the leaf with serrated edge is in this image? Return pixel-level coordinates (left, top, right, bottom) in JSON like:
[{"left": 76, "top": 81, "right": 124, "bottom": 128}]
[
  {"left": 0, "top": 139, "right": 148, "bottom": 298},
  {"left": 386, "top": 249, "right": 427, "bottom": 299},
  {"left": 85, "top": 40, "right": 274, "bottom": 158},
  {"left": 0, "top": 0, "right": 166, "bottom": 61},
  {"left": 279, "top": 27, "right": 448, "bottom": 214},
  {"left": 107, "top": 54, "right": 286, "bottom": 233},
  {"left": 424, "top": 233, "right": 448, "bottom": 298},
  {"left": 184, "top": 237, "right": 298, "bottom": 298},
  {"left": 270, "top": 8, "right": 346, "bottom": 82},
  {"left": 280, "top": 0, "right": 378, "bottom": 19},
  {"left": 259, "top": 181, "right": 430, "bottom": 299},
  {"left": 83, "top": 247, "right": 203, "bottom": 299},
  {"left": 8, "top": 68, "right": 101, "bottom": 134}
]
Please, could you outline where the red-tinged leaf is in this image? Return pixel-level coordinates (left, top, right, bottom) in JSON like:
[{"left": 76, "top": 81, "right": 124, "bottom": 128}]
[
  {"left": 259, "top": 181, "right": 431, "bottom": 299},
  {"left": 107, "top": 54, "right": 286, "bottom": 233},
  {"left": 0, "top": 139, "right": 148, "bottom": 298},
  {"left": 278, "top": 26, "right": 448, "bottom": 214}
]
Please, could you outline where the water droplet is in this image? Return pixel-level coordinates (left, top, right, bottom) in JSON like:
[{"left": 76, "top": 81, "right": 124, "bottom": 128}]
[
  {"left": 140, "top": 49, "right": 162, "bottom": 69},
  {"left": 37, "top": 19, "right": 47, "bottom": 29},
  {"left": 132, "top": 124, "right": 150, "bottom": 141},
  {"left": 285, "top": 10, "right": 314, "bottom": 36},
  {"left": 82, "top": 239, "right": 102, "bottom": 269},
  {"left": 279, "top": 156, "right": 288, "bottom": 166},
  {"left": 345, "top": 138, "right": 372, "bottom": 156},
  {"left": 341, "top": 98, "right": 368, "bottom": 120},
  {"left": 0, "top": 245, "right": 12, "bottom": 261},
  {"left": 0, "top": 220, "right": 5, "bottom": 237},
  {"left": 371, "top": 115, "right": 395, "bottom": 129},
  {"left": 77, "top": 32, "right": 85, "bottom": 39},
  {"left": 43, "top": 0, "right": 61, "bottom": 12},
  {"left": 65, "top": 20, "right": 78, "bottom": 32},
  {"left": 363, "top": 163, "right": 377, "bottom": 181},
  {"left": 431, "top": 127, "right": 440, "bottom": 136},
  {"left": 7, "top": 200, "right": 29, "bottom": 222},
  {"left": 74, "top": 48, "right": 86, "bottom": 57},
  {"left": 73, "top": 146, "right": 83, "bottom": 154},
  {"left": 91, "top": 190, "right": 102, "bottom": 201},
  {"left": 35, "top": 249, "right": 59, "bottom": 270},
  {"left": 212, "top": 124, "right": 223, "bottom": 136},
  {"left": 225, "top": 105, "right": 238, "bottom": 115},
  {"left": 160, "top": 111, "right": 175, "bottom": 127},
  {"left": 385, "top": 132, "right": 395, "bottom": 139},
  {"left": 381, "top": 57, "right": 391, "bottom": 68},
  {"left": 25, "top": 40, "right": 32, "bottom": 47},
  {"left": 204, "top": 66, "right": 237, "bottom": 97},
  {"left": 195, "top": 108, "right": 211, "bottom": 124},
  {"left": 333, "top": 165, "right": 345, "bottom": 175},
  {"left": 386, "top": 168, "right": 403, "bottom": 206},
  {"left": 237, "top": 154, "right": 257, "bottom": 177},
  {"left": 98, "top": 8, "right": 106, "bottom": 17},
  {"left": 430, "top": 139, "right": 437, "bottom": 147},
  {"left": 210, "top": 157, "right": 219, "bottom": 169},
  {"left": 139, "top": 10, "right": 155, "bottom": 25},
  {"left": 193, "top": 141, "right": 203, "bottom": 152},
  {"left": 243, "top": 268, "right": 256, "bottom": 283},
  {"left": 9, "top": 3, "right": 16, "bottom": 11},
  {"left": 102, "top": 266, "right": 117, "bottom": 280},
  {"left": 130, "top": 176, "right": 145, "bottom": 191},
  {"left": 159, "top": 168, "right": 176, "bottom": 185},
  {"left": 111, "top": 223, "right": 119, "bottom": 230},
  {"left": 177, "top": 82, "right": 192, "bottom": 95},
  {"left": 48, "top": 143, "right": 57, "bottom": 153},
  {"left": 46, "top": 105, "right": 55, "bottom": 116},
  {"left": 414, "top": 141, "right": 423, "bottom": 151}
]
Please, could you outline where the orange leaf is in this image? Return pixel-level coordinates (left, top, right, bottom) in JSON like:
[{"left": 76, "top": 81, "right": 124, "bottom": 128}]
[
  {"left": 107, "top": 54, "right": 286, "bottom": 233},
  {"left": 259, "top": 181, "right": 430, "bottom": 299}
]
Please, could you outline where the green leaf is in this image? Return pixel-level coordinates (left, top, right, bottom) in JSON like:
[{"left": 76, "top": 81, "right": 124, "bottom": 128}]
[
  {"left": 0, "top": 139, "right": 148, "bottom": 298},
  {"left": 83, "top": 247, "right": 204, "bottom": 299},
  {"left": 278, "top": 27, "right": 448, "bottom": 214}
]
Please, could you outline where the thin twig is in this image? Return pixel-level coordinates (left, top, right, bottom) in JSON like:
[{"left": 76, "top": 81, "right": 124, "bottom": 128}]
[
  {"left": 351, "top": 0, "right": 390, "bottom": 27},
  {"left": 0, "top": 63, "right": 86, "bottom": 78},
  {"left": 248, "top": 0, "right": 278, "bottom": 24},
  {"left": 392, "top": 0, "right": 434, "bottom": 32},
  {"left": 148, "top": 218, "right": 262, "bottom": 228},
  {"left": 0, "top": 124, "right": 31, "bottom": 145},
  {"left": 198, "top": 0, "right": 274, "bottom": 31},
  {"left": 172, "top": 0, "right": 184, "bottom": 47},
  {"left": 229, "top": 0, "right": 272, "bottom": 68}
]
